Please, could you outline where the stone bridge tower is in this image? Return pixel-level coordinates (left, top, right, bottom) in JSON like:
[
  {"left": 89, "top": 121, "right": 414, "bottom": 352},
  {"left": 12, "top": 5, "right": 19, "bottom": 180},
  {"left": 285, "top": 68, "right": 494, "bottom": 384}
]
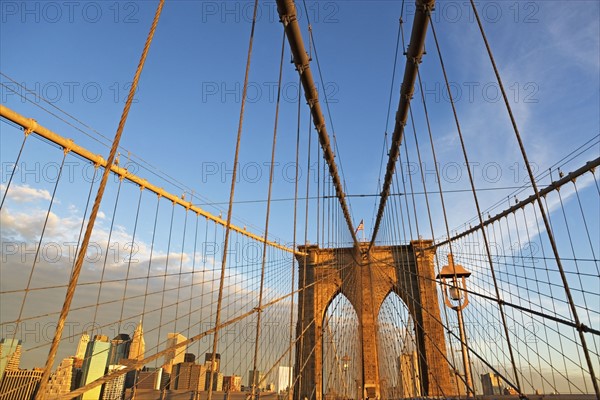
[{"left": 293, "top": 240, "right": 453, "bottom": 399}]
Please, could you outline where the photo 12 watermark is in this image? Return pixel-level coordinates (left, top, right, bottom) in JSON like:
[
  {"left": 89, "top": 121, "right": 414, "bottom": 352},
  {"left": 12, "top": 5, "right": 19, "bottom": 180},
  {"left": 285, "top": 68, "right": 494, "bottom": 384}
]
[
  {"left": 414, "top": 81, "right": 539, "bottom": 104},
  {"left": 1, "top": 160, "right": 141, "bottom": 185},
  {"left": 1, "top": 1, "right": 140, "bottom": 24},
  {"left": 199, "top": 1, "right": 340, "bottom": 24},
  {"left": 405, "top": 1, "right": 540, "bottom": 24},
  {"left": 201, "top": 80, "right": 339, "bottom": 104},
  {"left": 1, "top": 239, "right": 272, "bottom": 266},
  {"left": 1, "top": 80, "right": 140, "bottom": 104},
  {"left": 401, "top": 161, "right": 540, "bottom": 185}
]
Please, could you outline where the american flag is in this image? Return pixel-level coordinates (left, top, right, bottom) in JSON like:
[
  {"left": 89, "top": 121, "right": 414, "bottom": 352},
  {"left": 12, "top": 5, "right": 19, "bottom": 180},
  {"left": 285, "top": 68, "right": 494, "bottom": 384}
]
[{"left": 355, "top": 219, "right": 364, "bottom": 233}]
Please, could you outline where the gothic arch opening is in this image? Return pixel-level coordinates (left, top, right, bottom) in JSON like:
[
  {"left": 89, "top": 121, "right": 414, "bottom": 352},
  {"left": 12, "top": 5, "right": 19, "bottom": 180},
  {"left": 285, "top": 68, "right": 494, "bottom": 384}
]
[
  {"left": 377, "top": 291, "right": 421, "bottom": 399},
  {"left": 322, "top": 293, "right": 359, "bottom": 399}
]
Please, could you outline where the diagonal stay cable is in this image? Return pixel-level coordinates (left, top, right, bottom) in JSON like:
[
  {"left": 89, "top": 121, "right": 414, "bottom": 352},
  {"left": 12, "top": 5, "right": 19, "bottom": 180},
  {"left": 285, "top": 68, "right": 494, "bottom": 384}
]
[
  {"left": 370, "top": 0, "right": 435, "bottom": 249},
  {"left": 34, "top": 1, "right": 166, "bottom": 397},
  {"left": 276, "top": 0, "right": 358, "bottom": 247},
  {"left": 206, "top": 0, "right": 259, "bottom": 398},
  {"left": 250, "top": 29, "right": 287, "bottom": 397}
]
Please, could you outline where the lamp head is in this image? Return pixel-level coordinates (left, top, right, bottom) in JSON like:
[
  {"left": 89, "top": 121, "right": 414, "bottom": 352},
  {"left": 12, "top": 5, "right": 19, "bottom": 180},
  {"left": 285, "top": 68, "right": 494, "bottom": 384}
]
[{"left": 436, "top": 254, "right": 471, "bottom": 279}]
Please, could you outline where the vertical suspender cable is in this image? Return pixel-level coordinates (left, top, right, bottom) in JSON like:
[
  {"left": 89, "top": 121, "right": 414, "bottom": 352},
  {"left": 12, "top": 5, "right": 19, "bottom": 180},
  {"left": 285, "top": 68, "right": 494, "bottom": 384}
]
[
  {"left": 0, "top": 128, "right": 30, "bottom": 210},
  {"left": 91, "top": 176, "right": 124, "bottom": 334},
  {"left": 12, "top": 151, "right": 68, "bottom": 345},
  {"left": 117, "top": 185, "right": 144, "bottom": 334}
]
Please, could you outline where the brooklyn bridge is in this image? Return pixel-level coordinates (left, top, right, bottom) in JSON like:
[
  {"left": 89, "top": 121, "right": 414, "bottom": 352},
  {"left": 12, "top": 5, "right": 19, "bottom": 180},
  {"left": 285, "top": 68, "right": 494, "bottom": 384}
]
[{"left": 0, "top": 0, "right": 598, "bottom": 399}]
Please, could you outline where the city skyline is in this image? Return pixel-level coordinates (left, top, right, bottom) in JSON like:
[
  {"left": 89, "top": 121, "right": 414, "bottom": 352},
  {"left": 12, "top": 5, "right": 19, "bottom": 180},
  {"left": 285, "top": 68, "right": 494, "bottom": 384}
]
[{"left": 0, "top": 323, "right": 288, "bottom": 398}]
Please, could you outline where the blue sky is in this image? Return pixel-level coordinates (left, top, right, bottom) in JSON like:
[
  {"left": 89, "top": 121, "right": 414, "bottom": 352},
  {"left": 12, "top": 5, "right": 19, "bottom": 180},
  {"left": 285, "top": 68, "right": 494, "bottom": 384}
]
[
  {"left": 2, "top": 1, "right": 598, "bottom": 242},
  {"left": 1, "top": 0, "right": 599, "bottom": 382}
]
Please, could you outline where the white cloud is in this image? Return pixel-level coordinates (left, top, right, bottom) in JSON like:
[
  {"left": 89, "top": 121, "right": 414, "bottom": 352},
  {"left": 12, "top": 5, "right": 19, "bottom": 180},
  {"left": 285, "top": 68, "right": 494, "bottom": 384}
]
[
  {"left": 1, "top": 201, "right": 292, "bottom": 371},
  {"left": 546, "top": 5, "right": 600, "bottom": 75},
  {"left": 0, "top": 184, "right": 52, "bottom": 203}
]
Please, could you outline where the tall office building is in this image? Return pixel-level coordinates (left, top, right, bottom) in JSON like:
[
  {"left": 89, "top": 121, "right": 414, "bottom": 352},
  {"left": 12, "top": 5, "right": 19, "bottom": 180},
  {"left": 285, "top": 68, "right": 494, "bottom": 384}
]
[
  {"left": 223, "top": 375, "right": 242, "bottom": 391},
  {"left": 276, "top": 366, "right": 292, "bottom": 392},
  {"left": 128, "top": 322, "right": 145, "bottom": 361},
  {"left": 184, "top": 353, "right": 196, "bottom": 363},
  {"left": 216, "top": 372, "right": 223, "bottom": 391},
  {"left": 0, "top": 338, "right": 21, "bottom": 384},
  {"left": 398, "top": 351, "right": 421, "bottom": 397},
  {"left": 481, "top": 372, "right": 503, "bottom": 395},
  {"left": 135, "top": 368, "right": 163, "bottom": 390},
  {"left": 172, "top": 362, "right": 207, "bottom": 391},
  {"left": 75, "top": 332, "right": 90, "bottom": 360},
  {"left": 172, "top": 362, "right": 191, "bottom": 390},
  {"left": 107, "top": 334, "right": 131, "bottom": 365},
  {"left": 205, "top": 371, "right": 223, "bottom": 391},
  {"left": 124, "top": 322, "right": 145, "bottom": 389},
  {"left": 44, "top": 357, "right": 75, "bottom": 397},
  {"left": 70, "top": 334, "right": 86, "bottom": 392},
  {"left": 79, "top": 335, "right": 110, "bottom": 400},
  {"left": 101, "top": 365, "right": 126, "bottom": 400},
  {"left": 162, "top": 333, "right": 186, "bottom": 374},
  {"left": 204, "top": 352, "right": 221, "bottom": 372},
  {"left": 0, "top": 368, "right": 43, "bottom": 400},
  {"left": 248, "top": 370, "right": 265, "bottom": 390}
]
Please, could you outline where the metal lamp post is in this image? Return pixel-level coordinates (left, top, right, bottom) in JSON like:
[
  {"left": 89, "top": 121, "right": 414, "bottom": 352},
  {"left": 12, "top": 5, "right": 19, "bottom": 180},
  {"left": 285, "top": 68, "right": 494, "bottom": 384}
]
[
  {"left": 342, "top": 354, "right": 350, "bottom": 399},
  {"left": 437, "top": 254, "right": 474, "bottom": 397}
]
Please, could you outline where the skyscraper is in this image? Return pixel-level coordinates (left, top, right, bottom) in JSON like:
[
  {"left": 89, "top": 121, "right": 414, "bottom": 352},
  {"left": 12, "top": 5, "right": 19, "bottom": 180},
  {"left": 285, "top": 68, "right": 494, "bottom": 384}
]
[
  {"left": 223, "top": 375, "right": 242, "bottom": 391},
  {"left": 248, "top": 370, "right": 265, "bottom": 390},
  {"left": 125, "top": 322, "right": 145, "bottom": 390},
  {"left": 75, "top": 332, "right": 90, "bottom": 360},
  {"left": 0, "top": 338, "right": 21, "bottom": 385},
  {"left": 101, "top": 365, "right": 126, "bottom": 400},
  {"left": 0, "top": 368, "right": 43, "bottom": 400},
  {"left": 205, "top": 370, "right": 223, "bottom": 391},
  {"left": 107, "top": 334, "right": 131, "bottom": 365},
  {"left": 79, "top": 335, "right": 110, "bottom": 400},
  {"left": 135, "top": 368, "right": 163, "bottom": 390},
  {"left": 44, "top": 357, "right": 75, "bottom": 397},
  {"left": 162, "top": 333, "right": 186, "bottom": 374},
  {"left": 204, "top": 352, "right": 221, "bottom": 372},
  {"left": 184, "top": 353, "right": 196, "bottom": 363},
  {"left": 481, "top": 372, "right": 503, "bottom": 395},
  {"left": 128, "top": 322, "right": 145, "bottom": 361},
  {"left": 276, "top": 366, "right": 292, "bottom": 392},
  {"left": 172, "top": 362, "right": 207, "bottom": 391}
]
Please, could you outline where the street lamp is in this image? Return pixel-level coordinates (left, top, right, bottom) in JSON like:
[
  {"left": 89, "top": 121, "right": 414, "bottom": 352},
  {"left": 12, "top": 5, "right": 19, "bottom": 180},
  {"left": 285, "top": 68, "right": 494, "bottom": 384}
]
[
  {"left": 342, "top": 354, "right": 350, "bottom": 398},
  {"left": 342, "top": 354, "right": 350, "bottom": 372},
  {"left": 437, "top": 254, "right": 474, "bottom": 397}
]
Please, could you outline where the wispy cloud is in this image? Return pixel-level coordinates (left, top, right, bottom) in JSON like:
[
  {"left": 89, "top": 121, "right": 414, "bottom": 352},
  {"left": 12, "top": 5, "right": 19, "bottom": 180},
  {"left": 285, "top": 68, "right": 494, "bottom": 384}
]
[{"left": 0, "top": 184, "right": 52, "bottom": 203}]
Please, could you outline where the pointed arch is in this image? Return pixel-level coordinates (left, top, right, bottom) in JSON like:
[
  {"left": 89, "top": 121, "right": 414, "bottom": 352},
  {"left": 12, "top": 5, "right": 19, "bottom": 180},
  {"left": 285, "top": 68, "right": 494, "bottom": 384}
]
[
  {"left": 322, "top": 293, "right": 360, "bottom": 399},
  {"left": 377, "top": 291, "right": 420, "bottom": 398}
]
